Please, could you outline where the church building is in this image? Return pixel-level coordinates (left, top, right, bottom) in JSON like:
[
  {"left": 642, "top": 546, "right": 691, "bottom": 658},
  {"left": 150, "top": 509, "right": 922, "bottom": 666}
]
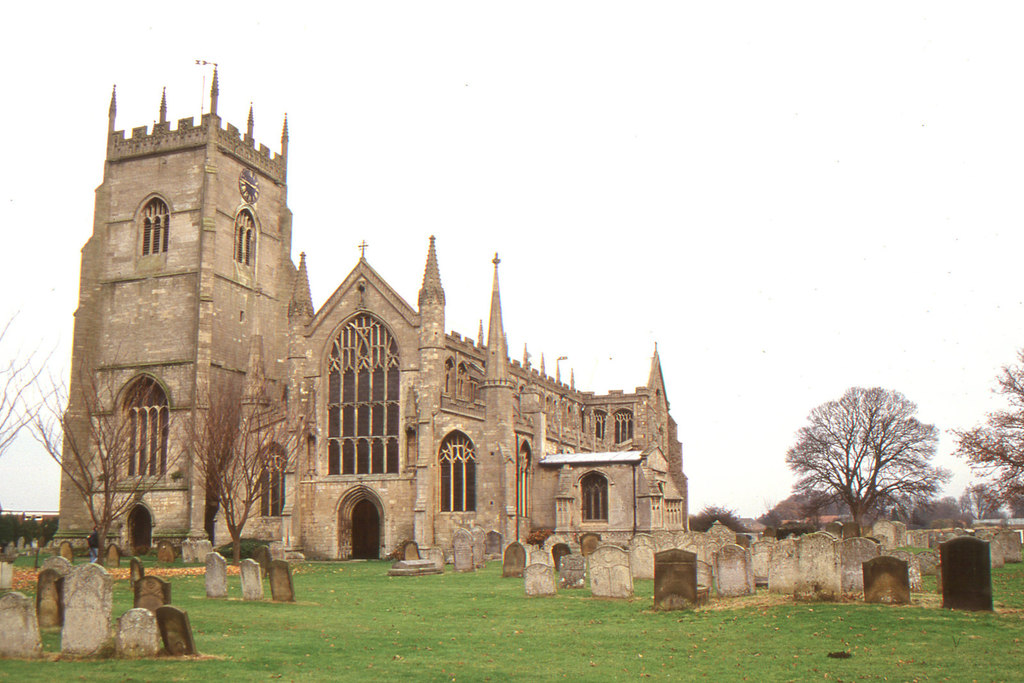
[{"left": 57, "top": 74, "right": 688, "bottom": 559}]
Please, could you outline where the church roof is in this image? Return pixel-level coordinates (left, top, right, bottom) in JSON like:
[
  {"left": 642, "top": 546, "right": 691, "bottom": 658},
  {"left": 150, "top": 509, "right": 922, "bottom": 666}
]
[{"left": 540, "top": 450, "right": 644, "bottom": 466}]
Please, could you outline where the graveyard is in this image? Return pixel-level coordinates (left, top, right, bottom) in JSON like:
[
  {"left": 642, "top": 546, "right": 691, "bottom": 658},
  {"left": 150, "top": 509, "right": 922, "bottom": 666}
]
[{"left": 2, "top": 543, "right": 1024, "bottom": 681}]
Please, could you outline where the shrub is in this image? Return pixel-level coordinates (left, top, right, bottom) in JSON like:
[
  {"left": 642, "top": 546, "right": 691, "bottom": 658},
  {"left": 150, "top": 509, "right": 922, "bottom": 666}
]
[
  {"left": 525, "top": 528, "right": 553, "bottom": 547},
  {"left": 215, "top": 538, "right": 265, "bottom": 559},
  {"left": 689, "top": 506, "right": 747, "bottom": 533}
]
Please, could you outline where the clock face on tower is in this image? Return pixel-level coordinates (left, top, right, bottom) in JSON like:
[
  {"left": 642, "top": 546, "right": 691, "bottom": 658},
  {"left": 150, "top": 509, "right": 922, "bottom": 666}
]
[{"left": 238, "top": 168, "right": 260, "bottom": 204}]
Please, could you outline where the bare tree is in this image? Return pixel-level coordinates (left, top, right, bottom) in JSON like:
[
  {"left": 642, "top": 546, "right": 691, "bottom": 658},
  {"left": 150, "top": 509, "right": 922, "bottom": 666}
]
[
  {"left": 785, "top": 387, "right": 949, "bottom": 526},
  {"left": 31, "top": 369, "right": 179, "bottom": 559},
  {"left": 958, "top": 484, "right": 1004, "bottom": 521},
  {"left": 0, "top": 315, "right": 45, "bottom": 462},
  {"left": 185, "top": 374, "right": 294, "bottom": 562},
  {"left": 952, "top": 349, "right": 1024, "bottom": 505}
]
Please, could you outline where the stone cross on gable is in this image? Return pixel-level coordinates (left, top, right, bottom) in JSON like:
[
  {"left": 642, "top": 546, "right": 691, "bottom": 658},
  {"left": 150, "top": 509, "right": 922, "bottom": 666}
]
[{"left": 358, "top": 240, "right": 369, "bottom": 259}]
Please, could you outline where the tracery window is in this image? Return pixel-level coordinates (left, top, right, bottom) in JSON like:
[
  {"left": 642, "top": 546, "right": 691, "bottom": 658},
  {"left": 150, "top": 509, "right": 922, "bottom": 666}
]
[
  {"left": 581, "top": 471, "right": 608, "bottom": 522},
  {"left": 456, "top": 362, "right": 473, "bottom": 401},
  {"left": 614, "top": 409, "right": 633, "bottom": 444},
  {"left": 141, "top": 198, "right": 169, "bottom": 256},
  {"left": 260, "top": 443, "right": 287, "bottom": 517},
  {"left": 439, "top": 431, "right": 476, "bottom": 512},
  {"left": 517, "top": 441, "right": 531, "bottom": 517},
  {"left": 327, "top": 314, "right": 400, "bottom": 475},
  {"left": 594, "top": 410, "right": 606, "bottom": 440},
  {"left": 125, "top": 377, "right": 169, "bottom": 476},
  {"left": 234, "top": 209, "right": 256, "bottom": 266}
]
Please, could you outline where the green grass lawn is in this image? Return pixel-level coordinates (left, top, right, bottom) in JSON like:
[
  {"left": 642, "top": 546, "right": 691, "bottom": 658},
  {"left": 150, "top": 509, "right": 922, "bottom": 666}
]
[{"left": 3, "top": 557, "right": 1023, "bottom": 681}]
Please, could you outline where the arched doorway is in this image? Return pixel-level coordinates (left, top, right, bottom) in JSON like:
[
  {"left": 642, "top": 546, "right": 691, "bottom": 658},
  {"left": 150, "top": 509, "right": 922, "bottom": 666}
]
[
  {"left": 128, "top": 505, "right": 152, "bottom": 554},
  {"left": 351, "top": 500, "right": 380, "bottom": 559}
]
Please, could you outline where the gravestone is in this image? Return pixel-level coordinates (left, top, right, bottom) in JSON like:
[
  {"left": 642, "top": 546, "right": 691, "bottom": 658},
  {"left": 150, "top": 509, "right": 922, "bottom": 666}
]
[
  {"left": 588, "top": 545, "right": 633, "bottom": 599},
  {"left": 825, "top": 522, "right": 843, "bottom": 538},
  {"left": 529, "top": 547, "right": 553, "bottom": 566},
  {"left": 388, "top": 559, "right": 443, "bottom": 576},
  {"left": 134, "top": 576, "right": 172, "bottom": 612},
  {"left": 116, "top": 608, "right": 161, "bottom": 658},
  {"left": 471, "top": 527, "right": 487, "bottom": 568},
  {"left": 523, "top": 563, "right": 557, "bottom": 596},
  {"left": 61, "top": 563, "right": 113, "bottom": 656},
  {"left": 400, "top": 540, "right": 420, "bottom": 560},
  {"left": 579, "top": 532, "right": 601, "bottom": 557},
  {"left": 205, "top": 552, "right": 228, "bottom": 598},
  {"left": 0, "top": 592, "right": 42, "bottom": 658},
  {"left": 269, "top": 560, "right": 295, "bottom": 602},
  {"left": 696, "top": 560, "right": 713, "bottom": 590},
  {"left": 0, "top": 561, "right": 11, "bottom": 589},
  {"left": 105, "top": 543, "right": 121, "bottom": 568},
  {"left": 998, "top": 531, "right": 1022, "bottom": 563},
  {"left": 917, "top": 549, "right": 938, "bottom": 576},
  {"left": 628, "top": 534, "right": 655, "bottom": 580},
  {"left": 891, "top": 521, "right": 907, "bottom": 548},
  {"left": 59, "top": 541, "right": 74, "bottom": 561},
  {"left": 872, "top": 521, "right": 896, "bottom": 549},
  {"left": 485, "top": 531, "right": 503, "bottom": 557},
  {"left": 654, "top": 549, "right": 700, "bottom": 611},
  {"left": 425, "top": 546, "right": 446, "bottom": 570},
  {"left": 17, "top": 537, "right": 24, "bottom": 551},
  {"left": 734, "top": 534, "right": 751, "bottom": 550},
  {"left": 269, "top": 541, "right": 286, "bottom": 561},
  {"left": 768, "top": 538, "right": 798, "bottom": 594},
  {"left": 155, "top": 605, "right": 198, "bottom": 655},
  {"left": 252, "top": 545, "right": 272, "bottom": 575},
  {"left": 502, "top": 542, "right": 527, "bottom": 578},
  {"left": 130, "top": 556, "right": 145, "bottom": 588},
  {"left": 840, "top": 537, "right": 879, "bottom": 593},
  {"left": 863, "top": 556, "right": 910, "bottom": 605},
  {"left": 751, "top": 540, "right": 774, "bottom": 587},
  {"left": 714, "top": 544, "right": 754, "bottom": 597},
  {"left": 794, "top": 532, "right": 841, "bottom": 601},
  {"left": 156, "top": 541, "right": 175, "bottom": 563},
  {"left": 940, "top": 536, "right": 992, "bottom": 611},
  {"left": 558, "top": 554, "right": 586, "bottom": 589},
  {"left": 42, "top": 555, "right": 72, "bottom": 577},
  {"left": 240, "top": 558, "right": 264, "bottom": 601},
  {"left": 652, "top": 530, "right": 675, "bottom": 552},
  {"left": 453, "top": 529, "right": 474, "bottom": 572},
  {"left": 888, "top": 550, "right": 921, "bottom": 592},
  {"left": 762, "top": 526, "right": 777, "bottom": 540},
  {"left": 551, "top": 543, "right": 571, "bottom": 570},
  {"left": 842, "top": 521, "right": 861, "bottom": 539},
  {"left": 194, "top": 540, "right": 213, "bottom": 564},
  {"left": 707, "top": 521, "right": 735, "bottom": 546},
  {"left": 36, "top": 568, "right": 65, "bottom": 628},
  {"left": 180, "top": 540, "right": 194, "bottom": 564}
]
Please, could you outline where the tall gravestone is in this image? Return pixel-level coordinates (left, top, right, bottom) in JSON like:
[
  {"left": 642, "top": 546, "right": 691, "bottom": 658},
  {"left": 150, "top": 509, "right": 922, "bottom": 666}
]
[
  {"left": 0, "top": 592, "right": 42, "bottom": 658},
  {"left": 628, "top": 534, "right": 655, "bottom": 580},
  {"left": 194, "top": 540, "right": 213, "bottom": 564},
  {"left": 795, "top": 532, "right": 841, "bottom": 601},
  {"left": 0, "top": 561, "right": 12, "bottom": 589},
  {"left": 654, "top": 549, "right": 699, "bottom": 611},
  {"left": 840, "top": 537, "right": 879, "bottom": 593},
  {"left": 714, "top": 543, "right": 754, "bottom": 597},
  {"left": 61, "top": 563, "right": 113, "bottom": 656},
  {"left": 558, "top": 554, "right": 586, "bottom": 589},
  {"left": 36, "top": 568, "right": 65, "bottom": 628},
  {"left": 240, "top": 558, "right": 263, "bottom": 601},
  {"left": 524, "top": 563, "right": 557, "bottom": 596},
  {"left": 453, "top": 529, "right": 474, "bottom": 573},
  {"left": 116, "top": 608, "right": 161, "bottom": 658},
  {"left": 156, "top": 605, "right": 198, "bottom": 656},
  {"left": 471, "top": 527, "right": 486, "bottom": 568},
  {"left": 134, "top": 576, "right": 172, "bottom": 612},
  {"left": 588, "top": 545, "right": 633, "bottom": 599},
  {"left": 768, "top": 538, "right": 798, "bottom": 594},
  {"left": 502, "top": 542, "right": 527, "bottom": 578},
  {"left": 206, "top": 552, "right": 228, "bottom": 598},
  {"left": 485, "top": 531, "right": 503, "bottom": 557},
  {"left": 269, "top": 560, "right": 295, "bottom": 602},
  {"left": 863, "top": 556, "right": 910, "bottom": 605},
  {"left": 180, "top": 540, "right": 195, "bottom": 564},
  {"left": 579, "top": 533, "right": 601, "bottom": 557},
  {"left": 130, "top": 556, "right": 145, "bottom": 589},
  {"left": 940, "top": 536, "right": 992, "bottom": 611}
]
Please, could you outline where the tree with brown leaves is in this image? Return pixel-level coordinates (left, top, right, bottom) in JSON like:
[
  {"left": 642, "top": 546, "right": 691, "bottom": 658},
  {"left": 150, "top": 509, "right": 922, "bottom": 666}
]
[{"left": 785, "top": 387, "right": 949, "bottom": 526}]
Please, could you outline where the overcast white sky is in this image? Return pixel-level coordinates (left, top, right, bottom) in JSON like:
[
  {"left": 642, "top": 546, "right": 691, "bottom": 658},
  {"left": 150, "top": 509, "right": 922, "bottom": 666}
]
[{"left": 1, "top": 2, "right": 1022, "bottom": 518}]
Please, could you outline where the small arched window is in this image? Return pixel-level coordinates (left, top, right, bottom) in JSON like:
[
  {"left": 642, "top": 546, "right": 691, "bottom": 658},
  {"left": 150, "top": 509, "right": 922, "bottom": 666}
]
[
  {"left": 594, "top": 410, "right": 607, "bottom": 440},
  {"left": 444, "top": 358, "right": 456, "bottom": 396},
  {"left": 234, "top": 210, "right": 256, "bottom": 266},
  {"left": 260, "top": 443, "right": 287, "bottom": 517},
  {"left": 124, "top": 377, "right": 169, "bottom": 476},
  {"left": 614, "top": 409, "right": 633, "bottom": 444},
  {"left": 581, "top": 471, "right": 608, "bottom": 522},
  {"left": 439, "top": 431, "right": 476, "bottom": 512},
  {"left": 517, "top": 441, "right": 531, "bottom": 516},
  {"left": 141, "top": 198, "right": 169, "bottom": 256}
]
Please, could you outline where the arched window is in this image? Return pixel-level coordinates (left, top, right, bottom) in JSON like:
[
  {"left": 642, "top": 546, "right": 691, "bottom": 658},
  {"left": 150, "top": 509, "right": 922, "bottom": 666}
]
[
  {"left": 517, "top": 441, "right": 531, "bottom": 517},
  {"left": 444, "top": 358, "right": 455, "bottom": 396},
  {"left": 456, "top": 363, "right": 472, "bottom": 401},
  {"left": 124, "top": 377, "right": 169, "bottom": 476},
  {"left": 581, "top": 472, "right": 608, "bottom": 521},
  {"left": 594, "top": 410, "right": 607, "bottom": 440},
  {"left": 260, "top": 443, "right": 287, "bottom": 517},
  {"left": 614, "top": 409, "right": 633, "bottom": 444},
  {"left": 234, "top": 210, "right": 256, "bottom": 266},
  {"left": 141, "top": 198, "right": 169, "bottom": 256},
  {"left": 327, "top": 314, "right": 400, "bottom": 475},
  {"left": 439, "top": 432, "right": 476, "bottom": 512}
]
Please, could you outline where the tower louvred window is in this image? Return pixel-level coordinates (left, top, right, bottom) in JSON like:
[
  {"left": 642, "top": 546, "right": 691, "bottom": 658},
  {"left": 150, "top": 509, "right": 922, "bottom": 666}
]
[
  {"left": 234, "top": 210, "right": 256, "bottom": 265},
  {"left": 141, "top": 198, "right": 169, "bottom": 256},
  {"left": 614, "top": 409, "right": 633, "bottom": 443}
]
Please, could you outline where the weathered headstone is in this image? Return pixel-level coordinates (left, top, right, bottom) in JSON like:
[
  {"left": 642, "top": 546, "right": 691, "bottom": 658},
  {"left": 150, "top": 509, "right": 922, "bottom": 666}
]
[
  {"left": 156, "top": 541, "right": 175, "bottom": 563},
  {"left": 269, "top": 541, "right": 286, "bottom": 561},
  {"left": 551, "top": 543, "right": 571, "bottom": 570},
  {"left": 768, "top": 538, "right": 798, "bottom": 594},
  {"left": 628, "top": 534, "right": 655, "bottom": 580},
  {"left": 105, "top": 543, "right": 121, "bottom": 568},
  {"left": 652, "top": 530, "right": 675, "bottom": 552},
  {"left": 751, "top": 540, "right": 774, "bottom": 587},
  {"left": 130, "top": 556, "right": 145, "bottom": 588},
  {"left": 524, "top": 563, "right": 557, "bottom": 596},
  {"left": 872, "top": 521, "right": 896, "bottom": 549},
  {"left": 471, "top": 527, "right": 486, "bottom": 568},
  {"left": 696, "top": 560, "right": 713, "bottom": 589},
  {"left": 59, "top": 541, "right": 74, "bottom": 561},
  {"left": 134, "top": 576, "right": 172, "bottom": 613},
  {"left": 453, "top": 529, "right": 474, "bottom": 573},
  {"left": 0, "top": 561, "right": 11, "bottom": 589},
  {"left": 240, "top": 558, "right": 263, "bottom": 601},
  {"left": 589, "top": 545, "right": 633, "bottom": 599},
  {"left": 61, "top": 563, "right": 113, "bottom": 656},
  {"left": 269, "top": 560, "right": 295, "bottom": 602},
  {"left": 863, "top": 556, "right": 910, "bottom": 605},
  {"left": 795, "top": 532, "right": 841, "bottom": 601},
  {"left": 502, "top": 542, "right": 527, "bottom": 578},
  {"left": 892, "top": 521, "right": 907, "bottom": 548},
  {"left": 840, "top": 537, "right": 880, "bottom": 593},
  {"left": 654, "top": 549, "right": 701, "bottom": 610},
  {"left": 42, "top": 555, "right": 72, "bottom": 577},
  {"left": 940, "top": 536, "right": 992, "bottom": 611},
  {"left": 842, "top": 521, "right": 861, "bottom": 539},
  {"left": 155, "top": 605, "right": 197, "bottom": 656},
  {"left": 424, "top": 546, "right": 446, "bottom": 570},
  {"left": 825, "top": 522, "right": 843, "bottom": 538},
  {"left": 184, "top": 540, "right": 199, "bottom": 564},
  {"left": 917, "top": 549, "right": 938, "bottom": 576},
  {"left": 194, "top": 540, "right": 213, "bottom": 564},
  {"left": 998, "top": 531, "right": 1022, "bottom": 564},
  {"left": 205, "top": 552, "right": 227, "bottom": 598},
  {"left": 707, "top": 521, "right": 735, "bottom": 546},
  {"left": 579, "top": 532, "right": 601, "bottom": 557},
  {"left": 529, "top": 547, "right": 553, "bottom": 566},
  {"left": 116, "top": 607, "right": 161, "bottom": 658},
  {"left": 400, "top": 540, "right": 420, "bottom": 561},
  {"left": 485, "top": 531, "right": 503, "bottom": 557},
  {"left": 888, "top": 550, "right": 922, "bottom": 592},
  {"left": 36, "top": 568, "right": 65, "bottom": 628},
  {"left": 0, "top": 592, "right": 42, "bottom": 658},
  {"left": 714, "top": 543, "right": 754, "bottom": 597},
  {"left": 252, "top": 545, "right": 272, "bottom": 575},
  {"left": 558, "top": 554, "right": 586, "bottom": 589}
]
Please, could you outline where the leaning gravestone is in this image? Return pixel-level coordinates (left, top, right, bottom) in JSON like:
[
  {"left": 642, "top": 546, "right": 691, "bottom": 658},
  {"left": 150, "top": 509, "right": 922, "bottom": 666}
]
[
  {"left": 551, "top": 543, "right": 571, "bottom": 570},
  {"left": 840, "top": 537, "right": 880, "bottom": 593},
  {"left": 558, "top": 554, "right": 586, "bottom": 589},
  {"left": 106, "top": 543, "right": 121, "bottom": 568},
  {"left": 579, "top": 532, "right": 601, "bottom": 557},
  {"left": 156, "top": 541, "right": 175, "bottom": 563},
  {"left": 629, "top": 534, "right": 655, "bottom": 580},
  {"left": 471, "top": 527, "right": 487, "bottom": 568},
  {"left": 795, "top": 532, "right": 841, "bottom": 601},
  {"left": 654, "top": 549, "right": 700, "bottom": 611},
  {"left": 863, "top": 556, "right": 910, "bottom": 605},
  {"left": 155, "top": 605, "right": 198, "bottom": 656},
  {"left": 116, "top": 608, "right": 161, "bottom": 658},
  {"left": 485, "top": 531, "right": 503, "bottom": 557},
  {"left": 205, "top": 552, "right": 228, "bottom": 598},
  {"left": 523, "top": 563, "right": 557, "bottom": 597},
  {"left": 941, "top": 536, "right": 992, "bottom": 611},
  {"left": 0, "top": 592, "right": 42, "bottom": 658},
  {"left": 59, "top": 541, "right": 74, "bottom": 561},
  {"left": 61, "top": 563, "right": 113, "bottom": 656},
  {"left": 502, "top": 542, "right": 527, "bottom": 578},
  {"left": 36, "top": 568, "right": 65, "bottom": 628},
  {"left": 42, "top": 555, "right": 72, "bottom": 577},
  {"left": 768, "top": 538, "right": 798, "bottom": 594},
  {"left": 130, "top": 556, "right": 145, "bottom": 588},
  {"left": 588, "top": 545, "right": 633, "bottom": 599},
  {"left": 453, "top": 529, "right": 474, "bottom": 573},
  {"left": 0, "top": 561, "right": 11, "bottom": 589},
  {"left": 134, "top": 576, "right": 172, "bottom": 613},
  {"left": 715, "top": 543, "right": 754, "bottom": 597},
  {"left": 269, "top": 560, "right": 295, "bottom": 602},
  {"left": 252, "top": 545, "right": 272, "bottom": 576},
  {"left": 401, "top": 540, "right": 420, "bottom": 561},
  {"left": 240, "top": 559, "right": 263, "bottom": 601}
]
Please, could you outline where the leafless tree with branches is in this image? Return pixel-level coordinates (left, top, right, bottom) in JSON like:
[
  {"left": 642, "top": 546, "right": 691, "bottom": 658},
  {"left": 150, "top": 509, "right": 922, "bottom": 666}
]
[{"left": 0, "top": 315, "right": 45, "bottom": 464}]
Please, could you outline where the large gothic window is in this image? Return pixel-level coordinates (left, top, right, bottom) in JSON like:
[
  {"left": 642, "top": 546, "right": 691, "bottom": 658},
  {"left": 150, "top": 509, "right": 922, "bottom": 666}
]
[
  {"left": 439, "top": 432, "right": 476, "bottom": 512},
  {"left": 594, "top": 410, "right": 607, "bottom": 441},
  {"left": 260, "top": 443, "right": 286, "bottom": 517},
  {"left": 327, "top": 314, "right": 400, "bottom": 475},
  {"left": 581, "top": 471, "right": 608, "bottom": 522},
  {"left": 125, "top": 377, "right": 169, "bottom": 476},
  {"left": 234, "top": 210, "right": 256, "bottom": 266},
  {"left": 614, "top": 409, "right": 633, "bottom": 444},
  {"left": 141, "top": 198, "right": 169, "bottom": 256},
  {"left": 517, "top": 441, "right": 531, "bottom": 517}
]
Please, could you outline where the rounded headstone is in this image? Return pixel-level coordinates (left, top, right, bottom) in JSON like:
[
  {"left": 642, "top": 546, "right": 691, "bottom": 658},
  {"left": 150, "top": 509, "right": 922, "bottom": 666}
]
[{"left": 116, "top": 608, "right": 161, "bottom": 658}]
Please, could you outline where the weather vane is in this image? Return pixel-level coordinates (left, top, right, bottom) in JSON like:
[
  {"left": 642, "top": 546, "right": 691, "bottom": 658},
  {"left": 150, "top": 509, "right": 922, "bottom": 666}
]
[{"left": 194, "top": 60, "right": 218, "bottom": 115}]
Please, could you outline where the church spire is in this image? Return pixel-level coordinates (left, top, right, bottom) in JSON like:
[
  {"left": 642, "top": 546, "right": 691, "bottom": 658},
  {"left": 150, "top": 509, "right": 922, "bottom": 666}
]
[
  {"left": 108, "top": 85, "right": 117, "bottom": 134},
  {"left": 246, "top": 103, "right": 255, "bottom": 140},
  {"left": 209, "top": 67, "right": 219, "bottom": 116},
  {"left": 647, "top": 342, "right": 667, "bottom": 402},
  {"left": 486, "top": 253, "right": 510, "bottom": 384},
  {"left": 281, "top": 114, "right": 289, "bottom": 156},
  {"left": 523, "top": 343, "right": 530, "bottom": 370},
  {"left": 478, "top": 320, "right": 484, "bottom": 347},
  {"left": 288, "top": 252, "right": 315, "bottom": 322},
  {"left": 158, "top": 87, "right": 167, "bottom": 125},
  {"left": 417, "top": 235, "right": 445, "bottom": 308}
]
